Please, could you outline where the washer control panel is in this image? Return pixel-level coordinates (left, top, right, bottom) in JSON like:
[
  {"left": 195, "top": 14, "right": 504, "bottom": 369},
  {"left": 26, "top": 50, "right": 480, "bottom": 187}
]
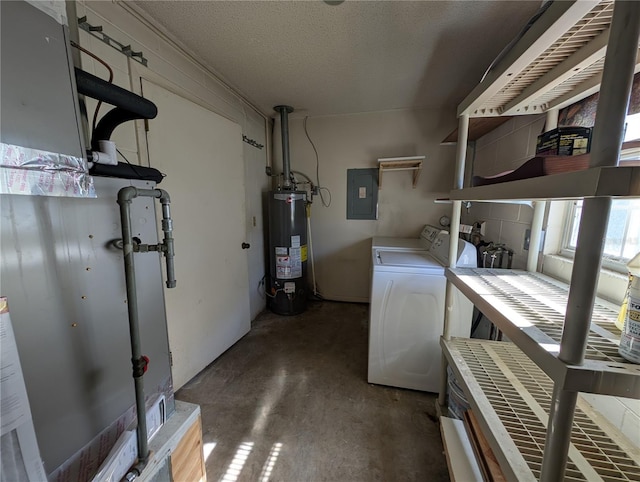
[
  {"left": 429, "top": 232, "right": 478, "bottom": 268},
  {"left": 419, "top": 224, "right": 442, "bottom": 243}
]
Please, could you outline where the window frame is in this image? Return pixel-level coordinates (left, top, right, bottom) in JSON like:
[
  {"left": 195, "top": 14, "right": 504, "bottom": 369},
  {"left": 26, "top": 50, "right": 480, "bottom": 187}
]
[{"left": 560, "top": 199, "right": 640, "bottom": 273}]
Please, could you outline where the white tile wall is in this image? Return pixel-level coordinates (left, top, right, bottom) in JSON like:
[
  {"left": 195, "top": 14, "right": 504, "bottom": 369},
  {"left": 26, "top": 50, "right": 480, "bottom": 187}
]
[
  {"left": 463, "top": 115, "right": 545, "bottom": 269},
  {"left": 580, "top": 393, "right": 640, "bottom": 447},
  {"left": 462, "top": 202, "right": 534, "bottom": 269},
  {"left": 473, "top": 114, "right": 544, "bottom": 177}
]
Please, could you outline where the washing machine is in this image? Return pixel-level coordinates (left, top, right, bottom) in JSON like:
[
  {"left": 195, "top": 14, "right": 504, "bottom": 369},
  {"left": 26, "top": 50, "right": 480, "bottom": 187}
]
[
  {"left": 368, "top": 231, "right": 476, "bottom": 392},
  {"left": 369, "top": 225, "right": 442, "bottom": 289},
  {"left": 371, "top": 224, "right": 442, "bottom": 251}
]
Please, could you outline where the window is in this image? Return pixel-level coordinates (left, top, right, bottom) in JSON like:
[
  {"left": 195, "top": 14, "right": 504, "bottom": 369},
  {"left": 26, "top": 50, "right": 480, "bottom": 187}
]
[
  {"left": 624, "top": 112, "right": 640, "bottom": 144},
  {"left": 557, "top": 75, "right": 640, "bottom": 268},
  {"left": 565, "top": 199, "right": 640, "bottom": 266}
]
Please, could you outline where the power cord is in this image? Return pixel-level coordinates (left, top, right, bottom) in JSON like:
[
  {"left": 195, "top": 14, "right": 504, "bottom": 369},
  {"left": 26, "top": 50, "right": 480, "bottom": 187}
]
[{"left": 117, "top": 148, "right": 166, "bottom": 181}]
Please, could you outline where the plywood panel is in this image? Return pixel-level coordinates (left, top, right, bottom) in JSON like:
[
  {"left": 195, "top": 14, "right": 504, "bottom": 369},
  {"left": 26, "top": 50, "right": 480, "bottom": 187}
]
[{"left": 171, "top": 415, "right": 206, "bottom": 482}]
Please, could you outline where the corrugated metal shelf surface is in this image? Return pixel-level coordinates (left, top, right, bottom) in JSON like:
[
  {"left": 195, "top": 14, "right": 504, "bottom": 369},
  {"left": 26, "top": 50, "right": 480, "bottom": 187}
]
[
  {"left": 446, "top": 268, "right": 640, "bottom": 398},
  {"left": 458, "top": 1, "right": 640, "bottom": 118},
  {"left": 442, "top": 338, "right": 640, "bottom": 482},
  {"left": 449, "top": 166, "right": 640, "bottom": 201}
]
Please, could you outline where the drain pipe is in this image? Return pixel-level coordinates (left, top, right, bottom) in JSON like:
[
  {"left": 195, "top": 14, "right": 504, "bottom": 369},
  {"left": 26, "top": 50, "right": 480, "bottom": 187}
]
[{"left": 117, "top": 186, "right": 176, "bottom": 479}]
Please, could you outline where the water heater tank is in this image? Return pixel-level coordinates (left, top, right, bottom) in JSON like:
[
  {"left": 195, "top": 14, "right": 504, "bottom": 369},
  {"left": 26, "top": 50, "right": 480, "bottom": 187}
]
[{"left": 267, "top": 191, "right": 308, "bottom": 315}]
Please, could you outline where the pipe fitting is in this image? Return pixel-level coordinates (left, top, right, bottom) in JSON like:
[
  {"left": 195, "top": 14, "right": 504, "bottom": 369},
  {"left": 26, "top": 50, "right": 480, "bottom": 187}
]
[{"left": 117, "top": 186, "right": 138, "bottom": 204}]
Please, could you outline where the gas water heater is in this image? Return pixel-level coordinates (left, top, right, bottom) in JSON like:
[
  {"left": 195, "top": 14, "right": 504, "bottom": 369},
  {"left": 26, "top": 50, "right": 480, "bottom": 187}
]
[{"left": 268, "top": 105, "right": 308, "bottom": 315}]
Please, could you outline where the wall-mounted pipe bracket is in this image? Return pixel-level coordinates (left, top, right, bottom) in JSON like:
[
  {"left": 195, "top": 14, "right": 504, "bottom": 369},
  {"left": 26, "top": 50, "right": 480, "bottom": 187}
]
[{"left": 78, "top": 16, "right": 148, "bottom": 66}]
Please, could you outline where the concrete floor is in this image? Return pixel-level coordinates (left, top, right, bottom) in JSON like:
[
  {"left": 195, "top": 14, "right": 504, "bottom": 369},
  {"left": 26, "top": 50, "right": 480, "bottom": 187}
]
[{"left": 176, "top": 301, "right": 450, "bottom": 482}]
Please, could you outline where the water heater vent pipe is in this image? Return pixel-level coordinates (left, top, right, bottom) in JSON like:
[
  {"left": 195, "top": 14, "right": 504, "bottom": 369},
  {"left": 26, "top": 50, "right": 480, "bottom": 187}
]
[{"left": 274, "top": 105, "right": 294, "bottom": 189}]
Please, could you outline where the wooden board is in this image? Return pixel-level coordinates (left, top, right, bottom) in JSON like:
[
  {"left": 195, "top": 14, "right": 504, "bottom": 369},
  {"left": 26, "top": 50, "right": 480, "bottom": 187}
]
[
  {"left": 464, "top": 410, "right": 507, "bottom": 482},
  {"left": 472, "top": 155, "right": 640, "bottom": 187},
  {"left": 171, "top": 414, "right": 206, "bottom": 482}
]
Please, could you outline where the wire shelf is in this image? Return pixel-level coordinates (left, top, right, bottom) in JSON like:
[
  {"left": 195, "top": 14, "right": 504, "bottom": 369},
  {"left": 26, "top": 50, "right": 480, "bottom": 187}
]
[
  {"left": 460, "top": 1, "right": 640, "bottom": 117},
  {"left": 443, "top": 339, "right": 640, "bottom": 481},
  {"left": 446, "top": 268, "right": 640, "bottom": 398}
]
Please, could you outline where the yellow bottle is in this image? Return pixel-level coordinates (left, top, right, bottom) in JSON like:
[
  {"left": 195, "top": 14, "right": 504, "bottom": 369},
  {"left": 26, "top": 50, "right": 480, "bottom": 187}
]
[
  {"left": 616, "top": 276, "right": 632, "bottom": 331},
  {"left": 619, "top": 252, "right": 640, "bottom": 364}
]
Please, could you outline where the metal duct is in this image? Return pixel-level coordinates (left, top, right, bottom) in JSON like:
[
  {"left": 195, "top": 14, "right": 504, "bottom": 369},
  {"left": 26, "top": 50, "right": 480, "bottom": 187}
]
[{"left": 274, "top": 105, "right": 294, "bottom": 189}]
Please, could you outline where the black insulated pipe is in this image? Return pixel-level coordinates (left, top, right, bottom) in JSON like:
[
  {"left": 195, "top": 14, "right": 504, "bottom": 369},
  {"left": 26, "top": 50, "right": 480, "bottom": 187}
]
[
  {"left": 274, "top": 105, "right": 294, "bottom": 190},
  {"left": 75, "top": 68, "right": 157, "bottom": 148},
  {"left": 75, "top": 68, "right": 157, "bottom": 118},
  {"left": 92, "top": 109, "right": 145, "bottom": 150}
]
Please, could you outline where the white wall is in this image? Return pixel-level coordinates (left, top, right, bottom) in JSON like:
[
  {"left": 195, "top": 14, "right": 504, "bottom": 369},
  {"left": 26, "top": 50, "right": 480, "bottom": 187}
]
[
  {"left": 76, "top": 1, "right": 270, "bottom": 322},
  {"left": 278, "top": 109, "right": 456, "bottom": 302}
]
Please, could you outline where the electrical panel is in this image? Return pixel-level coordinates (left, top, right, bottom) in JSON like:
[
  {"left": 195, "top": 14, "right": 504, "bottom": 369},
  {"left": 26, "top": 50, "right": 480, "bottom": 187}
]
[{"left": 347, "top": 168, "right": 378, "bottom": 220}]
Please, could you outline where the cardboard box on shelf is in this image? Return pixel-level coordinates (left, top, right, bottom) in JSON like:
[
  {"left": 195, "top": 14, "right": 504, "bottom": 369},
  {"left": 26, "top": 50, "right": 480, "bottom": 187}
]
[{"left": 536, "top": 127, "right": 592, "bottom": 156}]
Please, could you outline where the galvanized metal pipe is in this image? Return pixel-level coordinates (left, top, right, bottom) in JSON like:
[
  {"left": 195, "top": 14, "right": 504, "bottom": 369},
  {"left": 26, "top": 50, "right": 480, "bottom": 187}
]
[
  {"left": 159, "top": 195, "right": 176, "bottom": 288},
  {"left": 117, "top": 186, "right": 175, "bottom": 474},
  {"left": 540, "top": 2, "right": 640, "bottom": 480},
  {"left": 274, "top": 105, "right": 294, "bottom": 189},
  {"left": 117, "top": 186, "right": 150, "bottom": 469}
]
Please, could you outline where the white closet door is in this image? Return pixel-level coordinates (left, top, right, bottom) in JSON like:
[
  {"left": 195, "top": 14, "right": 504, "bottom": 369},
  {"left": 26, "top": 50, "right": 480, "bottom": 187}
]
[{"left": 142, "top": 79, "right": 250, "bottom": 389}]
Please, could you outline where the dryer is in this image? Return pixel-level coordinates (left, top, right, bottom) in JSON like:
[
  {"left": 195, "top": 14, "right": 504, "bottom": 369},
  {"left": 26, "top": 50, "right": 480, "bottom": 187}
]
[{"left": 368, "top": 232, "right": 476, "bottom": 392}]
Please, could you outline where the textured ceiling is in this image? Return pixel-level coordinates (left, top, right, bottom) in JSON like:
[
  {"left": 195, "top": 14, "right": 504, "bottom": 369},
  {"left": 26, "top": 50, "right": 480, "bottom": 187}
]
[{"left": 131, "top": 0, "right": 543, "bottom": 117}]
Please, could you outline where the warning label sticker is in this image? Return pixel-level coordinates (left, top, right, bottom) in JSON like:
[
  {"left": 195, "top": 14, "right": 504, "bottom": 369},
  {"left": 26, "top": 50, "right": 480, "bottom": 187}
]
[
  {"left": 291, "top": 235, "right": 301, "bottom": 248},
  {"left": 301, "top": 245, "right": 308, "bottom": 262},
  {"left": 275, "top": 252, "right": 301, "bottom": 279},
  {"left": 275, "top": 247, "right": 288, "bottom": 255}
]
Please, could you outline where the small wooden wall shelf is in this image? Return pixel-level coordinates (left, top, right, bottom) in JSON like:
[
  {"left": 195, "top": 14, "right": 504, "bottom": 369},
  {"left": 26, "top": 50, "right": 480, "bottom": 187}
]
[{"left": 378, "top": 156, "right": 424, "bottom": 189}]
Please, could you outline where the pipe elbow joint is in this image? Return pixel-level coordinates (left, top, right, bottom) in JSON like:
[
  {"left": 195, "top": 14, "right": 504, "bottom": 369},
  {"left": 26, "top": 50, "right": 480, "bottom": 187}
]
[
  {"left": 156, "top": 189, "right": 171, "bottom": 204},
  {"left": 117, "top": 186, "right": 138, "bottom": 204}
]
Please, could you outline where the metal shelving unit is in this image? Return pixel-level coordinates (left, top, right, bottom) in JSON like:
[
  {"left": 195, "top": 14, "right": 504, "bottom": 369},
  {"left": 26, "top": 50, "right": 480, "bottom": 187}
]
[
  {"left": 440, "top": 1, "right": 640, "bottom": 480},
  {"left": 446, "top": 268, "right": 640, "bottom": 398},
  {"left": 442, "top": 339, "right": 640, "bottom": 482}
]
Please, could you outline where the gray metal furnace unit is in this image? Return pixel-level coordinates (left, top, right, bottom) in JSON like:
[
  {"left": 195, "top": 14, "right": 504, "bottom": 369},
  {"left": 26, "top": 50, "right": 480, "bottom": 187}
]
[
  {"left": 1, "top": 1, "right": 174, "bottom": 478},
  {"left": 1, "top": 177, "right": 174, "bottom": 476},
  {"left": 267, "top": 106, "right": 308, "bottom": 315}
]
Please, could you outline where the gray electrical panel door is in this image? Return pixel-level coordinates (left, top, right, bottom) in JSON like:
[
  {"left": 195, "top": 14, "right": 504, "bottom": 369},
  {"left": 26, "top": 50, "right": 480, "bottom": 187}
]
[
  {"left": 0, "top": 177, "right": 174, "bottom": 474},
  {"left": 347, "top": 168, "right": 378, "bottom": 220}
]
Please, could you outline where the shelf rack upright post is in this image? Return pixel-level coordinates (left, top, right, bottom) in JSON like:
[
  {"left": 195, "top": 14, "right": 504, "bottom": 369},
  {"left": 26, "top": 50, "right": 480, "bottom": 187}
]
[{"left": 540, "top": 4, "right": 640, "bottom": 479}]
